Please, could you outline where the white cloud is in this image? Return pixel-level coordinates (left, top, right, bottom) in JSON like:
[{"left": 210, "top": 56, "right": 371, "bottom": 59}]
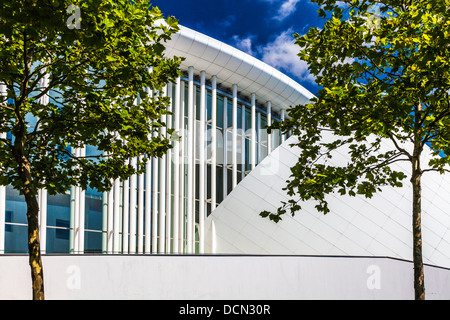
[
  {"left": 232, "top": 35, "right": 257, "bottom": 56},
  {"left": 258, "top": 0, "right": 301, "bottom": 21},
  {"left": 259, "top": 29, "right": 315, "bottom": 84},
  {"left": 274, "top": 0, "right": 301, "bottom": 21}
]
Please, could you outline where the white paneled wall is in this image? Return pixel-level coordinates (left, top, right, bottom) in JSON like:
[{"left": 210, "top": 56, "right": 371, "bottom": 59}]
[{"left": 205, "top": 135, "right": 450, "bottom": 269}]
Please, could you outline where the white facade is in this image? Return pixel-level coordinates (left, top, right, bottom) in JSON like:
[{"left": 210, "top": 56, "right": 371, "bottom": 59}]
[{"left": 205, "top": 135, "right": 450, "bottom": 269}]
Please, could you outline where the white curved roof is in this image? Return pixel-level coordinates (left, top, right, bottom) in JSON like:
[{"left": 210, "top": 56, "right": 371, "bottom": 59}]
[{"left": 164, "top": 25, "right": 315, "bottom": 110}]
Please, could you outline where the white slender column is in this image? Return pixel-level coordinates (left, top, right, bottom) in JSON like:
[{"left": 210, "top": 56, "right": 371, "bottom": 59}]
[
  {"left": 211, "top": 76, "right": 217, "bottom": 211},
  {"left": 172, "top": 77, "right": 181, "bottom": 253},
  {"left": 144, "top": 157, "right": 151, "bottom": 254},
  {"left": 241, "top": 104, "right": 246, "bottom": 180},
  {"left": 267, "top": 102, "right": 272, "bottom": 153},
  {"left": 165, "top": 83, "right": 173, "bottom": 253},
  {"left": 178, "top": 80, "right": 185, "bottom": 253},
  {"left": 251, "top": 93, "right": 256, "bottom": 170},
  {"left": 151, "top": 151, "right": 158, "bottom": 253},
  {"left": 223, "top": 96, "right": 228, "bottom": 201},
  {"left": 281, "top": 108, "right": 286, "bottom": 143},
  {"left": 38, "top": 73, "right": 49, "bottom": 254},
  {"left": 257, "top": 111, "right": 261, "bottom": 164},
  {"left": 73, "top": 182, "right": 79, "bottom": 253},
  {"left": 101, "top": 190, "right": 107, "bottom": 253},
  {"left": 232, "top": 84, "right": 238, "bottom": 189},
  {"left": 137, "top": 156, "right": 144, "bottom": 253},
  {"left": 107, "top": 180, "right": 114, "bottom": 254},
  {"left": 38, "top": 188, "right": 47, "bottom": 254},
  {"left": 186, "top": 67, "right": 194, "bottom": 253},
  {"left": 129, "top": 157, "right": 137, "bottom": 254},
  {"left": 122, "top": 176, "right": 129, "bottom": 254},
  {"left": 72, "top": 148, "right": 80, "bottom": 254},
  {"left": 191, "top": 88, "right": 197, "bottom": 252},
  {"left": 78, "top": 147, "right": 86, "bottom": 254},
  {"left": 158, "top": 86, "right": 167, "bottom": 254},
  {"left": 113, "top": 178, "right": 121, "bottom": 253},
  {"left": 199, "top": 72, "right": 206, "bottom": 253}
]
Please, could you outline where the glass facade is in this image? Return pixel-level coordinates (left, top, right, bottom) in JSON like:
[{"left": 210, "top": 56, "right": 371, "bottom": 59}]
[{"left": 1, "top": 71, "right": 285, "bottom": 255}]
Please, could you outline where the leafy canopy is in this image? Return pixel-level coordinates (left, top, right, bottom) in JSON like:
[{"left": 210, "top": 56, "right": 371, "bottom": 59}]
[
  {"left": 0, "top": 0, "right": 182, "bottom": 194},
  {"left": 262, "top": 0, "right": 450, "bottom": 221}
]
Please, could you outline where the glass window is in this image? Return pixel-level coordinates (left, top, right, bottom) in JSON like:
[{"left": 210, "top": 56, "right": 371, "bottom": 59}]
[
  {"left": 237, "top": 105, "right": 242, "bottom": 132},
  {"left": 206, "top": 164, "right": 211, "bottom": 200},
  {"left": 216, "top": 166, "right": 223, "bottom": 203},
  {"left": 195, "top": 164, "right": 200, "bottom": 200},
  {"left": 217, "top": 96, "right": 224, "bottom": 128},
  {"left": 206, "top": 124, "right": 212, "bottom": 160},
  {"left": 5, "top": 224, "right": 28, "bottom": 254},
  {"left": 47, "top": 191, "right": 71, "bottom": 253},
  {"left": 245, "top": 139, "right": 251, "bottom": 172},
  {"left": 245, "top": 108, "right": 251, "bottom": 137},
  {"left": 207, "top": 91, "right": 212, "bottom": 122},
  {"left": 216, "top": 128, "right": 224, "bottom": 166},
  {"left": 227, "top": 168, "right": 233, "bottom": 194},
  {"left": 4, "top": 186, "right": 28, "bottom": 253},
  {"left": 227, "top": 99, "right": 233, "bottom": 129},
  {"left": 84, "top": 145, "right": 105, "bottom": 253},
  {"left": 184, "top": 83, "right": 189, "bottom": 116},
  {"left": 260, "top": 116, "right": 268, "bottom": 145},
  {"left": 195, "top": 86, "right": 200, "bottom": 120}
]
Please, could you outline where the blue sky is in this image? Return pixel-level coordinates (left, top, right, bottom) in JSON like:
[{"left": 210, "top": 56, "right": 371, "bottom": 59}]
[{"left": 150, "top": 0, "right": 326, "bottom": 95}]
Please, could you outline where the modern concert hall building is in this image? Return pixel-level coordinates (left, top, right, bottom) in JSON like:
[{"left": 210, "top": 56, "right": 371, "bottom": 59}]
[{"left": 2, "top": 25, "right": 450, "bottom": 299}]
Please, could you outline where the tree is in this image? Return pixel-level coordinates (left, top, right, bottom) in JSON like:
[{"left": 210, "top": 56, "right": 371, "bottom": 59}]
[
  {"left": 261, "top": 0, "right": 450, "bottom": 300},
  {"left": 0, "top": 0, "right": 182, "bottom": 300}
]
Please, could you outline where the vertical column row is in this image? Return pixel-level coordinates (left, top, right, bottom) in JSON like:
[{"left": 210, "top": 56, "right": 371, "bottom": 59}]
[
  {"left": 103, "top": 85, "right": 175, "bottom": 255},
  {"left": 20, "top": 68, "right": 280, "bottom": 256}
]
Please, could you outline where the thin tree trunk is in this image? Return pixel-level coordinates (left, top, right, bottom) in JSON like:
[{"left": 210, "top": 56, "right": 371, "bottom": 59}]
[
  {"left": 23, "top": 172, "right": 45, "bottom": 300},
  {"left": 411, "top": 150, "right": 425, "bottom": 300},
  {"left": 12, "top": 125, "right": 45, "bottom": 300}
]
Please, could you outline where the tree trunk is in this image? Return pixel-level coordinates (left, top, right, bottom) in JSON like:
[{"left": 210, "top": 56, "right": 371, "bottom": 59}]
[
  {"left": 411, "top": 154, "right": 425, "bottom": 300},
  {"left": 23, "top": 174, "right": 45, "bottom": 300},
  {"left": 12, "top": 127, "right": 45, "bottom": 300}
]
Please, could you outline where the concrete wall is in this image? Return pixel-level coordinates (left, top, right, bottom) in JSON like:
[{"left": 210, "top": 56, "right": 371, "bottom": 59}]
[{"left": 1, "top": 254, "right": 450, "bottom": 300}]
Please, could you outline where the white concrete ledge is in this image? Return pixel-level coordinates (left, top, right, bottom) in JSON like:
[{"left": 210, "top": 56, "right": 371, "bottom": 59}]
[{"left": 1, "top": 254, "right": 449, "bottom": 300}]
